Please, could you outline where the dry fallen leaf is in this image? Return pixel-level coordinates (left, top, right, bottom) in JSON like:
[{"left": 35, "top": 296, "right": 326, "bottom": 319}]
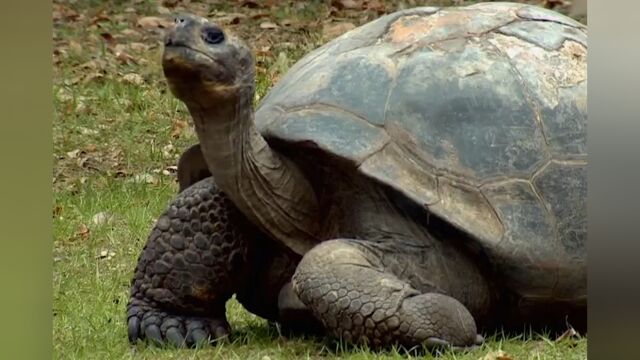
[
  {"left": 215, "top": 12, "right": 247, "bottom": 25},
  {"left": 76, "top": 224, "right": 90, "bottom": 241},
  {"left": 555, "top": 324, "right": 580, "bottom": 342},
  {"left": 84, "top": 144, "right": 98, "bottom": 152},
  {"left": 332, "top": 0, "right": 361, "bottom": 10},
  {"left": 256, "top": 45, "right": 273, "bottom": 57},
  {"left": 322, "top": 22, "right": 356, "bottom": 39},
  {"left": 543, "top": 0, "right": 568, "bottom": 9},
  {"left": 89, "top": 7, "right": 111, "bottom": 25},
  {"left": 120, "top": 28, "right": 140, "bottom": 38},
  {"left": 162, "top": 144, "right": 176, "bottom": 157},
  {"left": 162, "top": 0, "right": 181, "bottom": 8},
  {"left": 170, "top": 119, "right": 188, "bottom": 138},
  {"left": 97, "top": 249, "right": 116, "bottom": 260},
  {"left": 100, "top": 32, "right": 116, "bottom": 46},
  {"left": 114, "top": 48, "right": 137, "bottom": 65},
  {"left": 163, "top": 165, "right": 178, "bottom": 176},
  {"left": 250, "top": 12, "right": 270, "bottom": 20},
  {"left": 78, "top": 59, "right": 99, "bottom": 71},
  {"left": 64, "top": 75, "right": 83, "bottom": 86},
  {"left": 116, "top": 51, "right": 137, "bottom": 65},
  {"left": 92, "top": 212, "right": 114, "bottom": 226},
  {"left": 53, "top": 4, "right": 80, "bottom": 22},
  {"left": 128, "top": 42, "right": 148, "bottom": 52},
  {"left": 157, "top": 6, "right": 172, "bottom": 15},
  {"left": 260, "top": 21, "right": 279, "bottom": 30},
  {"left": 66, "top": 149, "right": 83, "bottom": 159},
  {"left": 241, "top": 0, "right": 261, "bottom": 8},
  {"left": 122, "top": 73, "right": 144, "bottom": 85},
  {"left": 479, "top": 350, "right": 514, "bottom": 360},
  {"left": 76, "top": 102, "right": 93, "bottom": 115},
  {"left": 53, "top": 205, "right": 63, "bottom": 218},
  {"left": 364, "top": 0, "right": 386, "bottom": 14},
  {"left": 79, "top": 127, "right": 98, "bottom": 135},
  {"left": 137, "top": 16, "right": 174, "bottom": 30},
  {"left": 129, "top": 173, "right": 158, "bottom": 184},
  {"left": 68, "top": 40, "right": 83, "bottom": 55},
  {"left": 83, "top": 72, "right": 105, "bottom": 84}
]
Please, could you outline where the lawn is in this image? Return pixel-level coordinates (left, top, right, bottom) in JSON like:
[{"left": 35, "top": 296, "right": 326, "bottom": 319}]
[{"left": 52, "top": 0, "right": 587, "bottom": 358}]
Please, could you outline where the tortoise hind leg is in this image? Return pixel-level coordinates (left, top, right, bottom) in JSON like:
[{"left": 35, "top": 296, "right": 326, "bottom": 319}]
[
  {"left": 127, "top": 177, "right": 254, "bottom": 347},
  {"left": 291, "top": 239, "right": 483, "bottom": 349},
  {"left": 234, "top": 242, "right": 324, "bottom": 335}
]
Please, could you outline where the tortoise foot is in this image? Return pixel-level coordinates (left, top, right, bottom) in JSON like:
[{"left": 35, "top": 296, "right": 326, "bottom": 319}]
[{"left": 127, "top": 298, "right": 229, "bottom": 348}]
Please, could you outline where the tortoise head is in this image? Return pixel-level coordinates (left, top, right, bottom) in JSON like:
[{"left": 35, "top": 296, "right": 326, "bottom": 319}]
[{"left": 162, "top": 14, "right": 255, "bottom": 106}]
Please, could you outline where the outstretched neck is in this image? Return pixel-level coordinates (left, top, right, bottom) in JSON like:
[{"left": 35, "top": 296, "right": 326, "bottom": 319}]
[{"left": 186, "top": 90, "right": 319, "bottom": 254}]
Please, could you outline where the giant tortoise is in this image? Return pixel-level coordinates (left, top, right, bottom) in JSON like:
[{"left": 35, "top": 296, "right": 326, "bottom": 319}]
[{"left": 127, "top": 2, "right": 587, "bottom": 349}]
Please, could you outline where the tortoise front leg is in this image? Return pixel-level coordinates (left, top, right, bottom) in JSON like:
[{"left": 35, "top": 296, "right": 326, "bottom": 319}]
[
  {"left": 127, "top": 177, "right": 255, "bottom": 347},
  {"left": 291, "top": 239, "right": 484, "bottom": 349}
]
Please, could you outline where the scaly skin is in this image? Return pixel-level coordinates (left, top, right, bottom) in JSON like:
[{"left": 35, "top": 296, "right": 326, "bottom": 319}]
[
  {"left": 127, "top": 177, "right": 254, "bottom": 347},
  {"left": 292, "top": 240, "right": 482, "bottom": 348}
]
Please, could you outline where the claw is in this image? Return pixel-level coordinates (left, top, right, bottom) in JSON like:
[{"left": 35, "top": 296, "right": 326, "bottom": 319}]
[
  {"left": 212, "top": 326, "right": 229, "bottom": 341},
  {"left": 190, "top": 328, "right": 210, "bottom": 346},
  {"left": 126, "top": 301, "right": 228, "bottom": 348},
  {"left": 165, "top": 327, "right": 186, "bottom": 347},
  {"left": 424, "top": 337, "right": 450, "bottom": 349},
  {"left": 425, "top": 335, "right": 484, "bottom": 352},
  {"left": 127, "top": 316, "right": 141, "bottom": 343},
  {"left": 145, "top": 324, "right": 163, "bottom": 346}
]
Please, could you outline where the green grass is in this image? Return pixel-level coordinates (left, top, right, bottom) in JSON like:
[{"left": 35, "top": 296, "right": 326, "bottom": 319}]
[{"left": 53, "top": 0, "right": 587, "bottom": 358}]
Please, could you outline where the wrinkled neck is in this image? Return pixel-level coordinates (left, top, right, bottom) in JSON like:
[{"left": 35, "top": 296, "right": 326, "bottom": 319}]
[
  {"left": 187, "top": 91, "right": 252, "bottom": 186},
  {"left": 186, "top": 88, "right": 319, "bottom": 254}
]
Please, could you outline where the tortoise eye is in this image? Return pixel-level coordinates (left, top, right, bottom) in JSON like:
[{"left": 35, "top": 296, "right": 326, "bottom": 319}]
[{"left": 203, "top": 26, "right": 224, "bottom": 45}]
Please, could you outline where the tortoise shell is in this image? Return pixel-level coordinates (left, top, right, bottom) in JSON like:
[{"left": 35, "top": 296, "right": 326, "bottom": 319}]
[{"left": 255, "top": 2, "right": 587, "bottom": 301}]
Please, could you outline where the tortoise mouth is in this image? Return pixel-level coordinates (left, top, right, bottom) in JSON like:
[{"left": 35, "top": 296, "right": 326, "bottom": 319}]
[
  {"left": 165, "top": 44, "right": 213, "bottom": 58},
  {"left": 162, "top": 44, "right": 232, "bottom": 89},
  {"left": 163, "top": 45, "right": 217, "bottom": 67}
]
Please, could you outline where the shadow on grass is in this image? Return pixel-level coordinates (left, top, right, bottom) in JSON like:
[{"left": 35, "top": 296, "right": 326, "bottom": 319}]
[{"left": 227, "top": 321, "right": 476, "bottom": 358}]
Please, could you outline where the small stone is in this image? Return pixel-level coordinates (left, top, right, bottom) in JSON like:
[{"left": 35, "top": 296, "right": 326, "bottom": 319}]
[
  {"left": 96, "top": 249, "right": 116, "bottom": 260},
  {"left": 129, "top": 173, "right": 157, "bottom": 184},
  {"left": 91, "top": 211, "right": 114, "bottom": 226}
]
